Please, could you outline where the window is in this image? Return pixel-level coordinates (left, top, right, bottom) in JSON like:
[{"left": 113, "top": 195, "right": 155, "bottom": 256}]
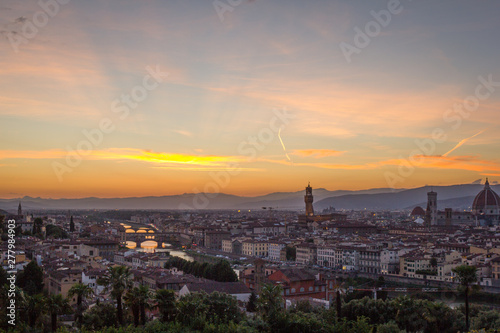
[
  {"left": 291, "top": 288, "right": 296, "bottom": 293},
  {"left": 300, "top": 287, "right": 304, "bottom": 292},
  {"left": 309, "top": 286, "right": 313, "bottom": 291}
]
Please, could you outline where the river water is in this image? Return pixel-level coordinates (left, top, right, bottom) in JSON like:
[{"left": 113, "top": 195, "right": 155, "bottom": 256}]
[
  {"left": 125, "top": 240, "right": 193, "bottom": 261},
  {"left": 121, "top": 222, "right": 193, "bottom": 261}
]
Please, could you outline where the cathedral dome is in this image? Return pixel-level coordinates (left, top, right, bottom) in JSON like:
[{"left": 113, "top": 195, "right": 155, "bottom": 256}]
[
  {"left": 472, "top": 178, "right": 500, "bottom": 215},
  {"left": 410, "top": 206, "right": 425, "bottom": 216}
]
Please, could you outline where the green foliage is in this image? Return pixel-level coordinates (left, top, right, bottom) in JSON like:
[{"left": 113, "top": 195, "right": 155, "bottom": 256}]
[
  {"left": 376, "top": 321, "right": 401, "bottom": 333},
  {"left": 471, "top": 309, "right": 500, "bottom": 330},
  {"left": 68, "top": 283, "right": 94, "bottom": 327},
  {"left": 46, "top": 294, "right": 72, "bottom": 332},
  {"left": 452, "top": 264, "right": 478, "bottom": 331},
  {"left": 344, "top": 289, "right": 372, "bottom": 303},
  {"left": 430, "top": 257, "right": 438, "bottom": 268},
  {"left": 285, "top": 246, "right": 296, "bottom": 261},
  {"left": 6, "top": 269, "right": 498, "bottom": 333},
  {"left": 45, "top": 224, "right": 68, "bottom": 239},
  {"left": 82, "top": 303, "right": 118, "bottom": 331},
  {"left": 257, "top": 284, "right": 283, "bottom": 322},
  {"left": 165, "top": 257, "right": 238, "bottom": 282},
  {"left": 333, "top": 316, "right": 373, "bottom": 333},
  {"left": 124, "top": 285, "right": 151, "bottom": 327},
  {"left": 0, "top": 215, "right": 5, "bottom": 233},
  {"left": 0, "top": 267, "right": 7, "bottom": 287},
  {"left": 246, "top": 291, "right": 257, "bottom": 312},
  {"left": 155, "top": 289, "right": 177, "bottom": 322},
  {"left": 16, "top": 261, "right": 44, "bottom": 295},
  {"left": 341, "top": 297, "right": 395, "bottom": 326},
  {"left": 98, "top": 265, "right": 133, "bottom": 326},
  {"left": 176, "top": 291, "right": 242, "bottom": 328},
  {"left": 291, "top": 300, "right": 313, "bottom": 314},
  {"left": 33, "top": 217, "right": 43, "bottom": 235}
]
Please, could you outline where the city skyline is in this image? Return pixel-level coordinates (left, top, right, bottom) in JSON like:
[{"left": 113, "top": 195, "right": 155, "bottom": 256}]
[{"left": 1, "top": 0, "right": 500, "bottom": 199}]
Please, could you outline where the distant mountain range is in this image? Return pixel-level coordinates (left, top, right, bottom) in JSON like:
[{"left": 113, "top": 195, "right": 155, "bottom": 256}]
[{"left": 0, "top": 183, "right": 496, "bottom": 212}]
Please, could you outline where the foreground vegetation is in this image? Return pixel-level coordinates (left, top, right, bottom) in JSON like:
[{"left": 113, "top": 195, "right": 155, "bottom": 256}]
[
  {"left": 2, "top": 279, "right": 499, "bottom": 332},
  {"left": 2, "top": 260, "right": 499, "bottom": 332}
]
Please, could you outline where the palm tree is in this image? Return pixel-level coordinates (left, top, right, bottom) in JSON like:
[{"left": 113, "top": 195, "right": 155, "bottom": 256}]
[
  {"left": 68, "top": 283, "right": 94, "bottom": 326},
  {"left": 257, "top": 284, "right": 283, "bottom": 321},
  {"left": 25, "top": 293, "right": 46, "bottom": 328},
  {"left": 124, "top": 287, "right": 141, "bottom": 327},
  {"left": 137, "top": 285, "right": 150, "bottom": 326},
  {"left": 155, "top": 289, "right": 177, "bottom": 322},
  {"left": 125, "top": 285, "right": 151, "bottom": 326},
  {"left": 45, "top": 294, "right": 71, "bottom": 332},
  {"left": 452, "top": 264, "right": 478, "bottom": 331},
  {"left": 97, "top": 265, "right": 132, "bottom": 326}
]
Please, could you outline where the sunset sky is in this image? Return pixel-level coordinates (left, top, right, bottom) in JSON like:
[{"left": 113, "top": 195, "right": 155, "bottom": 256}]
[{"left": 1, "top": 0, "right": 500, "bottom": 199}]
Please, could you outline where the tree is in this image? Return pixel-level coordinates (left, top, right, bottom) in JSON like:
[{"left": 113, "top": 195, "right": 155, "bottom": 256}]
[
  {"left": 376, "top": 276, "right": 388, "bottom": 300},
  {"left": 430, "top": 257, "right": 438, "bottom": 269},
  {"left": 97, "top": 265, "right": 132, "bottom": 326},
  {"left": 471, "top": 309, "right": 500, "bottom": 331},
  {"left": 285, "top": 246, "right": 296, "bottom": 261},
  {"left": 124, "top": 285, "right": 150, "bottom": 326},
  {"left": 391, "top": 296, "right": 428, "bottom": 332},
  {"left": 45, "top": 294, "right": 71, "bottom": 332},
  {"left": 23, "top": 293, "right": 46, "bottom": 328},
  {"left": 124, "top": 287, "right": 141, "bottom": 327},
  {"left": 423, "top": 300, "right": 465, "bottom": 333},
  {"left": 69, "top": 216, "right": 75, "bottom": 232},
  {"left": 213, "top": 260, "right": 238, "bottom": 282},
  {"left": 257, "top": 284, "right": 283, "bottom": 322},
  {"left": 0, "top": 215, "right": 5, "bottom": 233},
  {"left": 33, "top": 217, "right": 43, "bottom": 236},
  {"left": 17, "top": 261, "right": 44, "bottom": 295},
  {"left": 82, "top": 302, "right": 117, "bottom": 330},
  {"left": 452, "top": 264, "right": 478, "bottom": 331},
  {"left": 45, "top": 224, "right": 68, "bottom": 239},
  {"left": 68, "top": 283, "right": 93, "bottom": 327},
  {"left": 176, "top": 291, "right": 242, "bottom": 329},
  {"left": 0, "top": 266, "right": 8, "bottom": 287},
  {"left": 336, "top": 289, "right": 342, "bottom": 321},
  {"left": 246, "top": 291, "right": 257, "bottom": 312},
  {"left": 155, "top": 289, "right": 177, "bottom": 322}
]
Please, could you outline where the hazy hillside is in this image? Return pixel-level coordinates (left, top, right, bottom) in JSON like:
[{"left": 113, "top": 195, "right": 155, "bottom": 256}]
[
  {"left": 0, "top": 183, "right": 495, "bottom": 211},
  {"left": 315, "top": 184, "right": 497, "bottom": 211}
]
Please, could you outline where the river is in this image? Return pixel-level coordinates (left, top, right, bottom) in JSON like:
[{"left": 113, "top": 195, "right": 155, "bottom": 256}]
[{"left": 125, "top": 240, "right": 193, "bottom": 261}]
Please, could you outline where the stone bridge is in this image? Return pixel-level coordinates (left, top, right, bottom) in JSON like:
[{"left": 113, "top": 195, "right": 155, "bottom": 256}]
[{"left": 125, "top": 232, "right": 179, "bottom": 247}]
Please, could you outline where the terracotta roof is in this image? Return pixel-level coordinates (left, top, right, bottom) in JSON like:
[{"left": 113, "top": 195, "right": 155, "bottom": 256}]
[{"left": 473, "top": 179, "right": 500, "bottom": 210}]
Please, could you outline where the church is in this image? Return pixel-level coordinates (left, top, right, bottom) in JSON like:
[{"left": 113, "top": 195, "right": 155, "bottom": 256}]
[
  {"left": 472, "top": 178, "right": 500, "bottom": 226},
  {"left": 297, "top": 183, "right": 347, "bottom": 225}
]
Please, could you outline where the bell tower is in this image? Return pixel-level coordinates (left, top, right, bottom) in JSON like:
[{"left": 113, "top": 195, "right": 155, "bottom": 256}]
[
  {"left": 305, "top": 182, "right": 314, "bottom": 216},
  {"left": 425, "top": 190, "right": 437, "bottom": 226}
]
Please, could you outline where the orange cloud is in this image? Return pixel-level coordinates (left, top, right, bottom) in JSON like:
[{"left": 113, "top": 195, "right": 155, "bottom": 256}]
[
  {"left": 261, "top": 154, "right": 500, "bottom": 174},
  {"left": 0, "top": 148, "right": 247, "bottom": 170},
  {"left": 291, "top": 149, "right": 345, "bottom": 158},
  {"left": 380, "top": 155, "right": 500, "bottom": 173}
]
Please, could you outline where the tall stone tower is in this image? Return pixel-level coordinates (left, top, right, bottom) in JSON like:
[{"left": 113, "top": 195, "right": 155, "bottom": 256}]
[
  {"left": 254, "top": 258, "right": 266, "bottom": 293},
  {"left": 305, "top": 182, "right": 314, "bottom": 216},
  {"left": 18, "top": 202, "right": 22, "bottom": 216},
  {"left": 425, "top": 190, "right": 438, "bottom": 226}
]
